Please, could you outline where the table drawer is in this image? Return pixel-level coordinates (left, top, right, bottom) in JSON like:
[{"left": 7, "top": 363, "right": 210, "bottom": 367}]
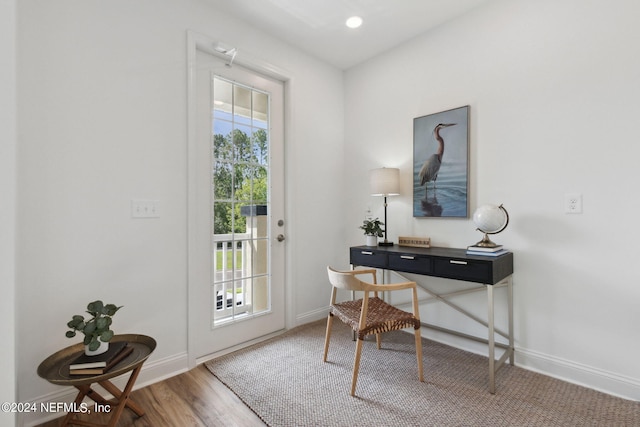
[
  {"left": 388, "top": 253, "right": 432, "bottom": 275},
  {"left": 350, "top": 248, "right": 387, "bottom": 269},
  {"left": 433, "top": 258, "right": 491, "bottom": 283}
]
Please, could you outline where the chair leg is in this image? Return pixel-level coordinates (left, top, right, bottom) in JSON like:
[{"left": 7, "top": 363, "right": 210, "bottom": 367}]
[
  {"left": 414, "top": 328, "right": 424, "bottom": 382},
  {"left": 351, "top": 338, "right": 364, "bottom": 396},
  {"left": 323, "top": 315, "right": 333, "bottom": 362},
  {"left": 376, "top": 333, "right": 381, "bottom": 349}
]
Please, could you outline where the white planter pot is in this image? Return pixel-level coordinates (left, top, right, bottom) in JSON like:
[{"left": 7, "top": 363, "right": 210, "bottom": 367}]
[
  {"left": 365, "top": 235, "right": 378, "bottom": 247},
  {"left": 85, "top": 340, "right": 109, "bottom": 356}
]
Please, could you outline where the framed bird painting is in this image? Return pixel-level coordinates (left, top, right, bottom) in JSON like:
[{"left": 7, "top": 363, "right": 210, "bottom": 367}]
[{"left": 413, "top": 105, "right": 469, "bottom": 218}]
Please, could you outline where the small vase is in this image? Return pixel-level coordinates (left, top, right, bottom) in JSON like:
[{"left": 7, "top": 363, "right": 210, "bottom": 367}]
[
  {"left": 366, "top": 235, "right": 378, "bottom": 247},
  {"left": 84, "top": 340, "right": 109, "bottom": 356}
]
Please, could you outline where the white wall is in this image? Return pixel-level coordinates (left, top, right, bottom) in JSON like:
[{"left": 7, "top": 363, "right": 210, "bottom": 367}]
[
  {"left": 16, "top": 0, "right": 344, "bottom": 423},
  {"left": 1, "top": 0, "right": 17, "bottom": 425},
  {"left": 344, "top": 0, "right": 640, "bottom": 399}
]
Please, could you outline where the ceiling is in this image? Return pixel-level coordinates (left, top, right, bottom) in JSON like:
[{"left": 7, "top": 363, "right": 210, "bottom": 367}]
[{"left": 204, "top": 0, "right": 492, "bottom": 69}]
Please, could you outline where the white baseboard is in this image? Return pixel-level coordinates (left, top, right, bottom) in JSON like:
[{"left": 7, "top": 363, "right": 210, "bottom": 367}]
[
  {"left": 423, "top": 328, "right": 639, "bottom": 402},
  {"left": 20, "top": 351, "right": 189, "bottom": 427},
  {"left": 516, "top": 347, "right": 640, "bottom": 402},
  {"left": 294, "top": 307, "right": 328, "bottom": 326},
  {"left": 419, "top": 324, "right": 640, "bottom": 402}
]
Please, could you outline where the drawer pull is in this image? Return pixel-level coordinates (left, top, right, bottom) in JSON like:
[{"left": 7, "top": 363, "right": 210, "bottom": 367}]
[
  {"left": 360, "top": 251, "right": 374, "bottom": 255},
  {"left": 450, "top": 260, "right": 468, "bottom": 265},
  {"left": 400, "top": 255, "right": 415, "bottom": 260}
]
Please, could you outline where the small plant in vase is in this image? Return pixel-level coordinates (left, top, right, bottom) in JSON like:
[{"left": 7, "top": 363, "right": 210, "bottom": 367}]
[
  {"left": 66, "top": 300, "right": 123, "bottom": 356},
  {"left": 359, "top": 218, "right": 384, "bottom": 246}
]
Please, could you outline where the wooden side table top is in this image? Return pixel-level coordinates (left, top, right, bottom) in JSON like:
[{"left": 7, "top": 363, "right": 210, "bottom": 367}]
[{"left": 37, "top": 334, "right": 156, "bottom": 386}]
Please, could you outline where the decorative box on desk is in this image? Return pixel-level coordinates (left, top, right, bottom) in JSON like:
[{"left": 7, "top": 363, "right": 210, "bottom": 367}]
[{"left": 349, "top": 245, "right": 514, "bottom": 394}]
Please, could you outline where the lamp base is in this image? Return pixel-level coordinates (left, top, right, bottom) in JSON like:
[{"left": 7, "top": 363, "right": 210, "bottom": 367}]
[{"left": 378, "top": 241, "right": 394, "bottom": 247}]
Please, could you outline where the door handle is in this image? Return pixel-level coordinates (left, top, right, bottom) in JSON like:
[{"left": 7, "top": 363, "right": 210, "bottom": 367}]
[{"left": 277, "top": 234, "right": 285, "bottom": 242}]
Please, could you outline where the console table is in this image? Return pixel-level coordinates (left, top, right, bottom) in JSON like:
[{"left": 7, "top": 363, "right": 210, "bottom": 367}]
[{"left": 350, "top": 245, "right": 514, "bottom": 393}]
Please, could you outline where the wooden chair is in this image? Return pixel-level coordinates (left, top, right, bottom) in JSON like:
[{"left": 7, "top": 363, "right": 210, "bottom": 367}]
[{"left": 323, "top": 266, "right": 424, "bottom": 396}]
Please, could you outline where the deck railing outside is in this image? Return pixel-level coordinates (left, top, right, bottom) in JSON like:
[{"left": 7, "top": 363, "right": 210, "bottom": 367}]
[{"left": 213, "top": 233, "right": 251, "bottom": 320}]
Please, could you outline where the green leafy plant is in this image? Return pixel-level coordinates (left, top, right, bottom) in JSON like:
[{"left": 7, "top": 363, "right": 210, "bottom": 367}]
[
  {"left": 359, "top": 218, "right": 384, "bottom": 237},
  {"left": 65, "top": 300, "right": 123, "bottom": 351}
]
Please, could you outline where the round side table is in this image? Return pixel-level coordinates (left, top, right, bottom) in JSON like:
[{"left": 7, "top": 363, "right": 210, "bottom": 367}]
[{"left": 38, "top": 334, "right": 156, "bottom": 427}]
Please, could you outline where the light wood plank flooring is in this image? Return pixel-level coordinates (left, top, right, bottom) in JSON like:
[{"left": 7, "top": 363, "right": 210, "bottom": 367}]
[{"left": 37, "top": 365, "right": 266, "bottom": 427}]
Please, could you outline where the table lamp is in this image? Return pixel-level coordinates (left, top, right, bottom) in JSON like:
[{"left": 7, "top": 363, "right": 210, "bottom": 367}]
[{"left": 370, "top": 167, "right": 400, "bottom": 246}]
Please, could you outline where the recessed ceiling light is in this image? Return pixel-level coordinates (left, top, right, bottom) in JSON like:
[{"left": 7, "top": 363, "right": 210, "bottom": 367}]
[{"left": 345, "top": 16, "right": 363, "bottom": 29}]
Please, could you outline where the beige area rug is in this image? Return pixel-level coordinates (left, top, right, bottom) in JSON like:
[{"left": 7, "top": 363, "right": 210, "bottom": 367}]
[{"left": 205, "top": 320, "right": 639, "bottom": 426}]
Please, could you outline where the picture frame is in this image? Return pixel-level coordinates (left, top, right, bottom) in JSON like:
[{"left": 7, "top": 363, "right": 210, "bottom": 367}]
[{"left": 413, "top": 105, "right": 469, "bottom": 218}]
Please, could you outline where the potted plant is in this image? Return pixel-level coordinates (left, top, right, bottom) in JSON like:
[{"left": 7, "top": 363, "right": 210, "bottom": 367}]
[
  {"left": 359, "top": 218, "right": 384, "bottom": 246},
  {"left": 65, "top": 300, "right": 123, "bottom": 356}
]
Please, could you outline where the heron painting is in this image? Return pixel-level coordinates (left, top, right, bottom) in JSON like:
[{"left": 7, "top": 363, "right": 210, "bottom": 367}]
[{"left": 413, "top": 106, "right": 469, "bottom": 218}]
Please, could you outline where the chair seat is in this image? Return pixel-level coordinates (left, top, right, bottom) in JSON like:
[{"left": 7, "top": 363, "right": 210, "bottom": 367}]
[{"left": 332, "top": 297, "right": 420, "bottom": 340}]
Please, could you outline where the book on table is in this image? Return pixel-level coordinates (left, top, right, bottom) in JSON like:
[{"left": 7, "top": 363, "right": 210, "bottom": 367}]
[
  {"left": 466, "top": 249, "right": 508, "bottom": 257},
  {"left": 466, "top": 244, "right": 503, "bottom": 252},
  {"left": 69, "top": 341, "right": 131, "bottom": 374},
  {"left": 69, "top": 346, "right": 133, "bottom": 375}
]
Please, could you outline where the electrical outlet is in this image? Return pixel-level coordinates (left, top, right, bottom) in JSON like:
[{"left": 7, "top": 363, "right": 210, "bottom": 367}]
[
  {"left": 564, "top": 193, "right": 582, "bottom": 214},
  {"left": 131, "top": 199, "right": 160, "bottom": 218}
]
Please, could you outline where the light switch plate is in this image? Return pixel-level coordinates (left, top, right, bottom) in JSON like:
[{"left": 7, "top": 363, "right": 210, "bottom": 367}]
[{"left": 131, "top": 199, "right": 160, "bottom": 218}]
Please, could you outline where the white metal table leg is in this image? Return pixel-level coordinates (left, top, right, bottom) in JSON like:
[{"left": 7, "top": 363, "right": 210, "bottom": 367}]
[
  {"left": 488, "top": 284, "right": 496, "bottom": 394},
  {"left": 508, "top": 277, "right": 514, "bottom": 366}
]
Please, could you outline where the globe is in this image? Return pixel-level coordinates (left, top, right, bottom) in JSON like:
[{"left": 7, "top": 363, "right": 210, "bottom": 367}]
[{"left": 472, "top": 204, "right": 509, "bottom": 247}]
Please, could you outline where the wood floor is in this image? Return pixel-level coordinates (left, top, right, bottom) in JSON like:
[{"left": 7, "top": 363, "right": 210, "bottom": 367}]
[{"left": 37, "top": 365, "right": 266, "bottom": 427}]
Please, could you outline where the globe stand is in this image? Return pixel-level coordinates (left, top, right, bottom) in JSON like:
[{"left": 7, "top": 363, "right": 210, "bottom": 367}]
[{"left": 474, "top": 232, "right": 500, "bottom": 248}]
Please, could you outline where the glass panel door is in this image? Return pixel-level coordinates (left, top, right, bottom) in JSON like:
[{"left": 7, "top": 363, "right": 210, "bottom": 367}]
[{"left": 189, "top": 41, "right": 285, "bottom": 362}]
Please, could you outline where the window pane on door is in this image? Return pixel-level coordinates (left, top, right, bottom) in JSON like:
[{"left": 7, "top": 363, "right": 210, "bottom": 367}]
[{"left": 211, "top": 75, "right": 271, "bottom": 326}]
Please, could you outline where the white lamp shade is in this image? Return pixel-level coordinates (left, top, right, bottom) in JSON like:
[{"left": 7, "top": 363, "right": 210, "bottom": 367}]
[{"left": 370, "top": 167, "right": 400, "bottom": 196}]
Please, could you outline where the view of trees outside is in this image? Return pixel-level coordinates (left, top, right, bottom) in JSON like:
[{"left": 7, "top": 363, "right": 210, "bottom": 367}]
[
  {"left": 212, "top": 77, "right": 269, "bottom": 237},
  {"left": 213, "top": 128, "right": 268, "bottom": 235}
]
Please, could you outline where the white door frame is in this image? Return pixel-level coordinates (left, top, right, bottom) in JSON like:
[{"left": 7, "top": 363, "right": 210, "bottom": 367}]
[{"left": 186, "top": 30, "right": 295, "bottom": 368}]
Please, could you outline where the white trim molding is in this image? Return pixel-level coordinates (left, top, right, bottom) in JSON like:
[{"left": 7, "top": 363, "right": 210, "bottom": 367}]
[{"left": 517, "top": 347, "right": 640, "bottom": 402}]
